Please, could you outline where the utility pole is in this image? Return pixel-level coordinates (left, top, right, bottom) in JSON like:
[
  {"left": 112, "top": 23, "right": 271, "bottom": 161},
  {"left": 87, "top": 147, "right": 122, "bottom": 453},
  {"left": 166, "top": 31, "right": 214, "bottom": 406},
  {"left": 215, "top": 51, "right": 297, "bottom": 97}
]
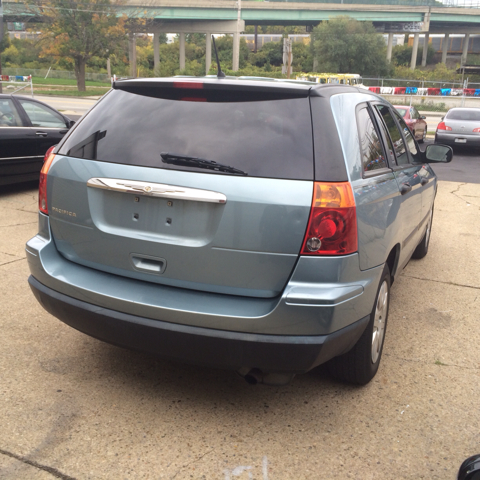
[
  {"left": 0, "top": 0, "right": 4, "bottom": 93},
  {"left": 282, "top": 37, "right": 293, "bottom": 79},
  {"left": 232, "top": 0, "right": 241, "bottom": 71},
  {"left": 0, "top": 0, "right": 3, "bottom": 39}
]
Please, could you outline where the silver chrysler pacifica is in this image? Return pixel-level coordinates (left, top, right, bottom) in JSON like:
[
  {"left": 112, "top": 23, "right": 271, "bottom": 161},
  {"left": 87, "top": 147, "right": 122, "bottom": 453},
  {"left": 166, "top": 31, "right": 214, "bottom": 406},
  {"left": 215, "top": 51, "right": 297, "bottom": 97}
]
[{"left": 26, "top": 77, "right": 453, "bottom": 385}]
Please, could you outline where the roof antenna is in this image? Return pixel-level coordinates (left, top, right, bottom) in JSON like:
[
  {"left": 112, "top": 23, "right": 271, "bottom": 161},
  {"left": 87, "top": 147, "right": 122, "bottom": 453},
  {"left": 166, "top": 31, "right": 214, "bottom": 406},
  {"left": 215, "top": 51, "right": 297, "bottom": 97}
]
[{"left": 211, "top": 35, "right": 225, "bottom": 78}]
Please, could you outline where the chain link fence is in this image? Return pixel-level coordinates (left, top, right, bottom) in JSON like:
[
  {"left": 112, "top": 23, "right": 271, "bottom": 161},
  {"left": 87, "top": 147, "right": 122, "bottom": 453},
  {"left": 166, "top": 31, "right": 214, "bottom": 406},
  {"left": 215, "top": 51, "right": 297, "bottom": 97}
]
[
  {"left": 363, "top": 77, "right": 480, "bottom": 89},
  {"left": 1, "top": 68, "right": 110, "bottom": 83},
  {"left": 259, "top": 0, "right": 480, "bottom": 5}
]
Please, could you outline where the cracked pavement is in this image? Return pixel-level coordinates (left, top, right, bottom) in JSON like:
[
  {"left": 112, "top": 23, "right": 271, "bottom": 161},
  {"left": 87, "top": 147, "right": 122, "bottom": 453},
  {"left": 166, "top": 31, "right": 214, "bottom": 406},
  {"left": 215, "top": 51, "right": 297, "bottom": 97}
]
[{"left": 0, "top": 180, "right": 479, "bottom": 480}]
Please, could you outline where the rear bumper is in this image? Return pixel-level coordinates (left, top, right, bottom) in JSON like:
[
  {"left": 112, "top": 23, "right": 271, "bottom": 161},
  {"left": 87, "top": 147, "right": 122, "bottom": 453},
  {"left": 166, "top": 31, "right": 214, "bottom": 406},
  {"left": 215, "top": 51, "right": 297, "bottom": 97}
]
[
  {"left": 29, "top": 275, "right": 369, "bottom": 374},
  {"left": 26, "top": 213, "right": 383, "bottom": 373},
  {"left": 435, "top": 132, "right": 480, "bottom": 146}
]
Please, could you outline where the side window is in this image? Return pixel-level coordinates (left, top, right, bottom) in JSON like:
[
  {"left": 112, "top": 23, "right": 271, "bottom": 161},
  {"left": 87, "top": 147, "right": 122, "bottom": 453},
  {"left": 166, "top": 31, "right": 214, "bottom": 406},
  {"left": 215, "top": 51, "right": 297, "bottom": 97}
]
[
  {"left": 374, "top": 105, "right": 409, "bottom": 165},
  {"left": 410, "top": 107, "right": 418, "bottom": 120},
  {"left": 394, "top": 111, "right": 421, "bottom": 163},
  {"left": 0, "top": 99, "right": 22, "bottom": 127},
  {"left": 371, "top": 107, "right": 395, "bottom": 161},
  {"left": 357, "top": 107, "right": 387, "bottom": 173},
  {"left": 18, "top": 99, "right": 67, "bottom": 128}
]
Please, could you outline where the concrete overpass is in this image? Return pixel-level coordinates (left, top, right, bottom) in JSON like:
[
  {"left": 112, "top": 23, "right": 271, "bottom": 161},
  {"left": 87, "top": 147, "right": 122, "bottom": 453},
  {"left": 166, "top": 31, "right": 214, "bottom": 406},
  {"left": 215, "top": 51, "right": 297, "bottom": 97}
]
[{"left": 3, "top": 0, "right": 480, "bottom": 74}]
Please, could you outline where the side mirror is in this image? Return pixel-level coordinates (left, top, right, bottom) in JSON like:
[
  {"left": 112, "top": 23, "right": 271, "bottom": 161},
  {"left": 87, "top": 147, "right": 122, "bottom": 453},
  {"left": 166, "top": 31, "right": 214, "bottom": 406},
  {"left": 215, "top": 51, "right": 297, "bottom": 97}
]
[
  {"left": 458, "top": 455, "right": 480, "bottom": 480},
  {"left": 67, "top": 119, "right": 76, "bottom": 128},
  {"left": 420, "top": 115, "right": 426, "bottom": 120},
  {"left": 425, "top": 144, "right": 453, "bottom": 163}
]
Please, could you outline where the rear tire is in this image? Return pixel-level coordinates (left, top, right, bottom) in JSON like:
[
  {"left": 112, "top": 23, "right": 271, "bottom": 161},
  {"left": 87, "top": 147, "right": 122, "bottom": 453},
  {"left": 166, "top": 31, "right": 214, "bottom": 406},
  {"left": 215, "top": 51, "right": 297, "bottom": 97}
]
[
  {"left": 412, "top": 206, "right": 433, "bottom": 260},
  {"left": 419, "top": 127, "right": 427, "bottom": 144},
  {"left": 327, "top": 264, "right": 390, "bottom": 385}
]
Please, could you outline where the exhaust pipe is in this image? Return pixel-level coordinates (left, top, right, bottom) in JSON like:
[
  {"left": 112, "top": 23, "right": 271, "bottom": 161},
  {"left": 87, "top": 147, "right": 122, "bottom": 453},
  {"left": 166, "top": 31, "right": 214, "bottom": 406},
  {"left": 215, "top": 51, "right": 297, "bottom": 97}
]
[
  {"left": 244, "top": 368, "right": 263, "bottom": 385},
  {"left": 241, "top": 368, "right": 295, "bottom": 386}
]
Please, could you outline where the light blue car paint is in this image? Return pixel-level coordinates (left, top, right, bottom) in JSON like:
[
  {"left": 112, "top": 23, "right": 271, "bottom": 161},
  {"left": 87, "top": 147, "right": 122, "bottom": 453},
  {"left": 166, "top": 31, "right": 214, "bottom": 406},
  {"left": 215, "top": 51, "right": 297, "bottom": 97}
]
[
  {"left": 330, "top": 92, "right": 434, "bottom": 272},
  {"left": 27, "top": 212, "right": 382, "bottom": 336},
  {"left": 26, "top": 81, "right": 445, "bottom": 381}
]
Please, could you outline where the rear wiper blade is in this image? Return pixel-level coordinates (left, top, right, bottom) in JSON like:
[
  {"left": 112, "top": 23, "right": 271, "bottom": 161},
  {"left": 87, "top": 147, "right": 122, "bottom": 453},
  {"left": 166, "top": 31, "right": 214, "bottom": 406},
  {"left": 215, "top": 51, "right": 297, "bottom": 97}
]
[{"left": 161, "top": 153, "right": 247, "bottom": 176}]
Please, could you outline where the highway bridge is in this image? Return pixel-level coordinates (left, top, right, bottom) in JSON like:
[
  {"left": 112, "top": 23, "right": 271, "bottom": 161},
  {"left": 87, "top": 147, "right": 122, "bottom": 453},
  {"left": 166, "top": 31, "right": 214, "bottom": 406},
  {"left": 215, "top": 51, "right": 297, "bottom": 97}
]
[{"left": 3, "top": 0, "right": 480, "bottom": 74}]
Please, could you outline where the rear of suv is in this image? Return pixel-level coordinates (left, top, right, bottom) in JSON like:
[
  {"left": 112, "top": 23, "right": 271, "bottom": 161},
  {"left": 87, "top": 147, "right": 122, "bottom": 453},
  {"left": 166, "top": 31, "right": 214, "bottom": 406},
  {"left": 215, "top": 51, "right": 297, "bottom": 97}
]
[{"left": 26, "top": 78, "right": 452, "bottom": 385}]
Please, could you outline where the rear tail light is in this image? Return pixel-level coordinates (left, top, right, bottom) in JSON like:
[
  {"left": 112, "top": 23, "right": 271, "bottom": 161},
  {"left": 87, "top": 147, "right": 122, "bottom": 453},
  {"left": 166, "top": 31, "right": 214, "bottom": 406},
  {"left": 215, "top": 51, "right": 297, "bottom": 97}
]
[
  {"left": 173, "top": 81, "right": 203, "bottom": 89},
  {"left": 174, "top": 80, "right": 205, "bottom": 101},
  {"left": 473, "top": 128, "right": 480, "bottom": 133},
  {"left": 437, "top": 122, "right": 452, "bottom": 131},
  {"left": 180, "top": 97, "right": 207, "bottom": 102},
  {"left": 39, "top": 146, "right": 56, "bottom": 215},
  {"left": 301, "top": 182, "right": 357, "bottom": 256}
]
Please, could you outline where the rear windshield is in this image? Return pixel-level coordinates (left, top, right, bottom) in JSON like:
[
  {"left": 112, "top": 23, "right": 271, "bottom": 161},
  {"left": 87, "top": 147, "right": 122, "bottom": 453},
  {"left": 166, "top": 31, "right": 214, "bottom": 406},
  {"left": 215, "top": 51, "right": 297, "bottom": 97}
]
[
  {"left": 58, "top": 89, "right": 314, "bottom": 180},
  {"left": 395, "top": 108, "right": 407, "bottom": 117},
  {"left": 446, "top": 109, "right": 480, "bottom": 121}
]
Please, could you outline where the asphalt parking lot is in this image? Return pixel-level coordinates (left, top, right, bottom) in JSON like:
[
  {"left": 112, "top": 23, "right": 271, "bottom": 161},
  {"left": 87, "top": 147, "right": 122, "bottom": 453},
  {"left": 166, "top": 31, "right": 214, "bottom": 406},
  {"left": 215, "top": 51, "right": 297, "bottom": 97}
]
[{"left": 0, "top": 179, "right": 479, "bottom": 480}]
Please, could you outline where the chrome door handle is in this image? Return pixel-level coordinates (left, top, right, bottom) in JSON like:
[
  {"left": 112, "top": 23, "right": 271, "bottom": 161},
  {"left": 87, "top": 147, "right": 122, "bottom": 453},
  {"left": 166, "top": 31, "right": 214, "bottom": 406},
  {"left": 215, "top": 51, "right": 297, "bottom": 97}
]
[{"left": 35, "top": 131, "right": 48, "bottom": 137}]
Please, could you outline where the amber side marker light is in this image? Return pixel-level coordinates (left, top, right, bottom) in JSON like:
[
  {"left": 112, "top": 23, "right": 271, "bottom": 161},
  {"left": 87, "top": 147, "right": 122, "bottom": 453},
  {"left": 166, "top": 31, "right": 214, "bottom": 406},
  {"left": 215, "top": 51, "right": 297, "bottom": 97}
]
[
  {"left": 39, "top": 146, "right": 56, "bottom": 215},
  {"left": 301, "top": 182, "right": 358, "bottom": 256}
]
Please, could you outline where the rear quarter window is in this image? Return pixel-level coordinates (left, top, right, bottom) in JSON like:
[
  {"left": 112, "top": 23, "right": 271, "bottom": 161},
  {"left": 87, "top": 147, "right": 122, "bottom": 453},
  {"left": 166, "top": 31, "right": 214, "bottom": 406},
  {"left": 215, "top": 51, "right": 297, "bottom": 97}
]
[{"left": 58, "top": 89, "right": 314, "bottom": 180}]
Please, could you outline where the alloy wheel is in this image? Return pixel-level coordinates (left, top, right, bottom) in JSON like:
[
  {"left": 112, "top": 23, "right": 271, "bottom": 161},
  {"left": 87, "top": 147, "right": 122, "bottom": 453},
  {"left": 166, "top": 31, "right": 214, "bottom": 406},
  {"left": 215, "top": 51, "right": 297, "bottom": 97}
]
[
  {"left": 425, "top": 208, "right": 433, "bottom": 248},
  {"left": 371, "top": 280, "right": 388, "bottom": 364}
]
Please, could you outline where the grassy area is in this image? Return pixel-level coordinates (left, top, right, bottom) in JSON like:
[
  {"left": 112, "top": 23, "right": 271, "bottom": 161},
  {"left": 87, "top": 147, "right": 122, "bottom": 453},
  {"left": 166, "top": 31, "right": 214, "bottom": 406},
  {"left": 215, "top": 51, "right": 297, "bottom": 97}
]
[
  {"left": 28, "top": 76, "right": 111, "bottom": 96},
  {"left": 32, "top": 76, "right": 111, "bottom": 87},
  {"left": 35, "top": 87, "right": 111, "bottom": 97},
  {"left": 394, "top": 101, "right": 448, "bottom": 112}
]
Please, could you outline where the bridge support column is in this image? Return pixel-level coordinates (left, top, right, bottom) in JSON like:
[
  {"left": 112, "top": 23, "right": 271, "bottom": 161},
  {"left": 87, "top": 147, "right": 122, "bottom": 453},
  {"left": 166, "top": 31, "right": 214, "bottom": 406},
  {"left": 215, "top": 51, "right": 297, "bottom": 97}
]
[
  {"left": 386, "top": 32, "right": 393, "bottom": 63},
  {"left": 442, "top": 33, "right": 450, "bottom": 64},
  {"left": 232, "top": 32, "right": 240, "bottom": 71},
  {"left": 462, "top": 33, "right": 470, "bottom": 65},
  {"left": 152, "top": 21, "right": 244, "bottom": 74},
  {"left": 206, "top": 33, "right": 212, "bottom": 74},
  {"left": 387, "top": 32, "right": 393, "bottom": 62},
  {"left": 129, "top": 32, "right": 137, "bottom": 78},
  {"left": 421, "top": 33, "right": 429, "bottom": 67},
  {"left": 179, "top": 32, "right": 186, "bottom": 71},
  {"left": 154, "top": 32, "right": 160, "bottom": 75},
  {"left": 410, "top": 33, "right": 419, "bottom": 70}
]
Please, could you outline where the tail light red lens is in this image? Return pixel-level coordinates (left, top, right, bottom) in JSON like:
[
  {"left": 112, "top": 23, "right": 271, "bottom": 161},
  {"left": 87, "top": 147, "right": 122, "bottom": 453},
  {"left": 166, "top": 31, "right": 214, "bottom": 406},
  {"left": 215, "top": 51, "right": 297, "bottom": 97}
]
[
  {"left": 39, "top": 146, "right": 56, "bottom": 215},
  {"left": 180, "top": 97, "right": 207, "bottom": 102},
  {"left": 301, "top": 182, "right": 358, "bottom": 256},
  {"left": 437, "top": 122, "right": 452, "bottom": 131},
  {"left": 473, "top": 128, "right": 480, "bottom": 133},
  {"left": 173, "top": 81, "right": 203, "bottom": 89}
]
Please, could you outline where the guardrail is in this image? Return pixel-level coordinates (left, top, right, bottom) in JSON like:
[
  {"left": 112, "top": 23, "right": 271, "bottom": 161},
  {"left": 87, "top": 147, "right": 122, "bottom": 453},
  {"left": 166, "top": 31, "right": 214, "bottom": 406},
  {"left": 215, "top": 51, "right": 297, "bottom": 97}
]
[{"left": 367, "top": 86, "right": 480, "bottom": 97}]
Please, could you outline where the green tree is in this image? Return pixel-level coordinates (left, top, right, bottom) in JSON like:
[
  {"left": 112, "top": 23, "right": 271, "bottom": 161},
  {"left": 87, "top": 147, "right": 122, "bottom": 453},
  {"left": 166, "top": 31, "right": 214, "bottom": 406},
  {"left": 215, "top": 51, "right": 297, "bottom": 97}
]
[
  {"left": 0, "top": 31, "right": 11, "bottom": 55},
  {"left": 249, "top": 41, "right": 283, "bottom": 67},
  {"left": 0, "top": 32, "right": 11, "bottom": 93},
  {"left": 392, "top": 43, "right": 435, "bottom": 67},
  {"left": 26, "top": 0, "right": 128, "bottom": 91},
  {"left": 312, "top": 16, "right": 391, "bottom": 76},
  {"left": 208, "top": 35, "right": 250, "bottom": 70}
]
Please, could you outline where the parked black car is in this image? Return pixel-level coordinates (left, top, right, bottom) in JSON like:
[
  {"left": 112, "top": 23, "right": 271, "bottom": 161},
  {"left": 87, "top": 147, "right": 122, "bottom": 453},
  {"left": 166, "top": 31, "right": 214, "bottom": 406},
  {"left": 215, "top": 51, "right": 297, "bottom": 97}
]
[{"left": 0, "top": 94, "right": 74, "bottom": 186}]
